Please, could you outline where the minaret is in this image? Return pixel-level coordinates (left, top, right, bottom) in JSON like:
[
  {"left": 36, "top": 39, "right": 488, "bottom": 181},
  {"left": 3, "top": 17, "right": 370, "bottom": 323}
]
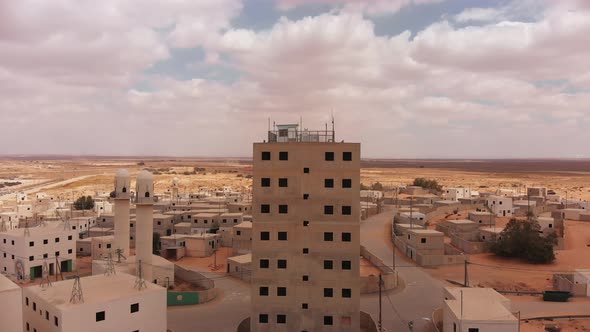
[
  {"left": 171, "top": 177, "right": 179, "bottom": 202},
  {"left": 135, "top": 170, "right": 154, "bottom": 282},
  {"left": 113, "top": 169, "right": 131, "bottom": 257}
]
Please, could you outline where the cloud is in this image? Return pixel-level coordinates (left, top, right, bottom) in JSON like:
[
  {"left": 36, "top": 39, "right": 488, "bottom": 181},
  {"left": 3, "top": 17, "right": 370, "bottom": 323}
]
[
  {"left": 1, "top": 0, "right": 590, "bottom": 158},
  {"left": 275, "top": 0, "right": 442, "bottom": 15}
]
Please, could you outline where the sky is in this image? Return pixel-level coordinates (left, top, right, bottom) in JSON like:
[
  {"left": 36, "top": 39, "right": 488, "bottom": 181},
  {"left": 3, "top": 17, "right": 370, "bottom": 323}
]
[{"left": 1, "top": 0, "right": 589, "bottom": 158}]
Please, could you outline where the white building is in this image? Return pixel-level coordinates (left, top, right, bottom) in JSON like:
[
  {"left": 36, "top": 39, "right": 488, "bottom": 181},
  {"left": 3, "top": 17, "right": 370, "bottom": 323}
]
[
  {"left": 485, "top": 196, "right": 513, "bottom": 217},
  {"left": 0, "top": 273, "right": 23, "bottom": 332},
  {"left": 443, "top": 287, "right": 518, "bottom": 332},
  {"left": 443, "top": 187, "right": 471, "bottom": 201},
  {"left": 22, "top": 273, "right": 166, "bottom": 332},
  {"left": 0, "top": 211, "right": 19, "bottom": 231},
  {"left": 536, "top": 217, "right": 555, "bottom": 231},
  {"left": 0, "top": 222, "right": 76, "bottom": 280},
  {"left": 397, "top": 212, "right": 427, "bottom": 226}
]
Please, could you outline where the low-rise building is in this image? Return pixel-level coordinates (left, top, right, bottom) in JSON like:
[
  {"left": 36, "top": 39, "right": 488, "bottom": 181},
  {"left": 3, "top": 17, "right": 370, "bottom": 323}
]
[
  {"left": 22, "top": 273, "right": 167, "bottom": 332},
  {"left": 574, "top": 270, "right": 590, "bottom": 297},
  {"left": 218, "top": 212, "right": 243, "bottom": 226},
  {"left": 468, "top": 211, "right": 493, "bottom": 225},
  {"left": 0, "top": 223, "right": 76, "bottom": 280},
  {"left": 227, "top": 253, "right": 252, "bottom": 281},
  {"left": 396, "top": 212, "right": 427, "bottom": 226},
  {"left": 0, "top": 273, "right": 23, "bottom": 332},
  {"left": 486, "top": 196, "right": 513, "bottom": 217},
  {"left": 443, "top": 187, "right": 471, "bottom": 201},
  {"left": 159, "top": 235, "right": 186, "bottom": 260},
  {"left": 553, "top": 208, "right": 586, "bottom": 221},
  {"left": 227, "top": 202, "right": 252, "bottom": 214},
  {"left": 232, "top": 221, "right": 252, "bottom": 255},
  {"left": 443, "top": 287, "right": 518, "bottom": 332},
  {"left": 536, "top": 217, "right": 555, "bottom": 231},
  {"left": 479, "top": 227, "right": 504, "bottom": 242},
  {"left": 527, "top": 187, "right": 547, "bottom": 197},
  {"left": 185, "top": 233, "right": 221, "bottom": 257}
]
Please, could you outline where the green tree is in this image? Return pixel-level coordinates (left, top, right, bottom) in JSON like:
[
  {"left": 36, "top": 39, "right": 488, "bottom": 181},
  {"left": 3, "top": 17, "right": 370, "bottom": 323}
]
[
  {"left": 153, "top": 233, "right": 161, "bottom": 255},
  {"left": 412, "top": 178, "right": 442, "bottom": 191},
  {"left": 489, "top": 219, "right": 557, "bottom": 264},
  {"left": 73, "top": 195, "right": 94, "bottom": 210},
  {"left": 370, "top": 182, "right": 384, "bottom": 191}
]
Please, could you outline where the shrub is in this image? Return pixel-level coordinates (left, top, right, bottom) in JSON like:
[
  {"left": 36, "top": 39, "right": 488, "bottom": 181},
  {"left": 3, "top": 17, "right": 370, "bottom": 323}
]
[
  {"left": 73, "top": 196, "right": 95, "bottom": 210},
  {"left": 489, "top": 219, "right": 557, "bottom": 264}
]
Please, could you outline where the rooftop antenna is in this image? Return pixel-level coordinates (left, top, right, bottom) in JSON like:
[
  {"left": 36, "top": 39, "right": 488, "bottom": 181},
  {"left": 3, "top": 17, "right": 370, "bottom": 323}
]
[
  {"left": 70, "top": 276, "right": 84, "bottom": 304},
  {"left": 134, "top": 259, "right": 147, "bottom": 290},
  {"left": 104, "top": 251, "right": 116, "bottom": 276},
  {"left": 115, "top": 248, "right": 127, "bottom": 263},
  {"left": 40, "top": 259, "right": 52, "bottom": 289},
  {"left": 24, "top": 220, "right": 30, "bottom": 237},
  {"left": 331, "top": 112, "right": 335, "bottom": 142}
]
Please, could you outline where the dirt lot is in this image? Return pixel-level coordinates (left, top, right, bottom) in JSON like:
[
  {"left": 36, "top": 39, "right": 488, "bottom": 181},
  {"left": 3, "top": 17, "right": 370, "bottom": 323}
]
[{"left": 521, "top": 318, "right": 590, "bottom": 332}]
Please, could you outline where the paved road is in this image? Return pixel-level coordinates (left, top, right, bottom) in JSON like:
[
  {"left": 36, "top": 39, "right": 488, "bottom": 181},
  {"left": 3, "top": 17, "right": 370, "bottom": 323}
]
[
  {"left": 360, "top": 206, "right": 444, "bottom": 332},
  {"left": 167, "top": 269, "right": 251, "bottom": 332}
]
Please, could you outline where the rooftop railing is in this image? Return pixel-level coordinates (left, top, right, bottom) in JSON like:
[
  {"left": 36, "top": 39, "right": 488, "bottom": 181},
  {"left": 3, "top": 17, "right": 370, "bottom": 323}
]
[{"left": 267, "top": 130, "right": 336, "bottom": 143}]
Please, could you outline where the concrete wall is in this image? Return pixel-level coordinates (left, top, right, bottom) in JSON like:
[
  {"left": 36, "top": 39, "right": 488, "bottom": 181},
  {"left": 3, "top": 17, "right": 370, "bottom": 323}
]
[
  {"left": 359, "top": 246, "right": 397, "bottom": 294},
  {"left": 0, "top": 275, "right": 22, "bottom": 332},
  {"left": 553, "top": 273, "right": 588, "bottom": 297},
  {"left": 174, "top": 265, "right": 214, "bottom": 290}
]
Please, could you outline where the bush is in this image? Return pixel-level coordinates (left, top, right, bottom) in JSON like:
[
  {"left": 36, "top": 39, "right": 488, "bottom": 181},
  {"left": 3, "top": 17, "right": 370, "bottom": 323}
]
[
  {"left": 73, "top": 196, "right": 95, "bottom": 210},
  {"left": 489, "top": 219, "right": 557, "bottom": 264},
  {"left": 370, "top": 182, "right": 384, "bottom": 191},
  {"left": 412, "top": 178, "right": 442, "bottom": 191}
]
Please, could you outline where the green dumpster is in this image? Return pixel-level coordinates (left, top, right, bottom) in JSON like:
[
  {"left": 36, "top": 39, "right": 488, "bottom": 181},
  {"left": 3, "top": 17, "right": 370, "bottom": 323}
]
[{"left": 543, "top": 291, "right": 572, "bottom": 302}]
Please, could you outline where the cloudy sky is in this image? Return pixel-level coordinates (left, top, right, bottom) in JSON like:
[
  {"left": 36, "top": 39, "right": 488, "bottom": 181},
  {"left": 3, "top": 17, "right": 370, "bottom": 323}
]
[{"left": 1, "top": 0, "right": 589, "bottom": 158}]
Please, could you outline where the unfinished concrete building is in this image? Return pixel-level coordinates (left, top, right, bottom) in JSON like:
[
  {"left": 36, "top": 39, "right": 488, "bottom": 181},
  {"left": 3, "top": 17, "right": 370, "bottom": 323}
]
[{"left": 250, "top": 124, "right": 361, "bottom": 331}]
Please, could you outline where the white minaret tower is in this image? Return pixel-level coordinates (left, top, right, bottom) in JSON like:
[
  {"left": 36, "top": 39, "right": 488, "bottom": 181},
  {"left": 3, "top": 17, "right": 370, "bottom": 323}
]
[
  {"left": 171, "top": 177, "right": 179, "bottom": 202},
  {"left": 135, "top": 170, "right": 154, "bottom": 282},
  {"left": 113, "top": 169, "right": 131, "bottom": 256}
]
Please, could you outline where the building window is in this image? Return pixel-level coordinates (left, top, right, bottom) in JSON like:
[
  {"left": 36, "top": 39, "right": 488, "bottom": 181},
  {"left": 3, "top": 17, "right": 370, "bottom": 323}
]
[
  {"left": 343, "top": 152, "right": 352, "bottom": 161},
  {"left": 324, "top": 316, "right": 333, "bottom": 326},
  {"left": 278, "top": 231, "right": 287, "bottom": 241},
  {"left": 277, "top": 287, "right": 287, "bottom": 296},
  {"left": 261, "top": 178, "right": 271, "bottom": 187},
  {"left": 421, "top": 238, "right": 427, "bottom": 243},
  {"left": 279, "top": 151, "right": 288, "bottom": 160},
  {"left": 303, "top": 167, "right": 309, "bottom": 173},
  {"left": 45, "top": 311, "right": 49, "bottom": 320},
  {"left": 29, "top": 241, "right": 34, "bottom": 247},
  {"left": 277, "top": 314, "right": 286, "bottom": 324},
  {"left": 277, "top": 259, "right": 287, "bottom": 269},
  {"left": 302, "top": 275, "right": 309, "bottom": 281},
  {"left": 325, "top": 152, "right": 334, "bottom": 161},
  {"left": 303, "top": 220, "right": 309, "bottom": 226},
  {"left": 324, "top": 205, "right": 334, "bottom": 215},
  {"left": 26, "top": 322, "right": 29, "bottom": 331},
  {"left": 342, "top": 232, "right": 351, "bottom": 242},
  {"left": 324, "top": 232, "right": 333, "bottom": 241},
  {"left": 303, "top": 248, "right": 309, "bottom": 254},
  {"left": 278, "top": 205, "right": 288, "bottom": 214},
  {"left": 303, "top": 194, "right": 309, "bottom": 200},
  {"left": 33, "top": 302, "right": 36, "bottom": 311},
  {"left": 68, "top": 249, "right": 73, "bottom": 254},
  {"left": 324, "top": 179, "right": 334, "bottom": 188},
  {"left": 302, "top": 303, "right": 308, "bottom": 309},
  {"left": 342, "top": 206, "right": 352, "bottom": 215},
  {"left": 68, "top": 236, "right": 72, "bottom": 240},
  {"left": 324, "top": 260, "right": 333, "bottom": 269},
  {"left": 342, "top": 288, "right": 352, "bottom": 298},
  {"left": 96, "top": 311, "right": 105, "bottom": 322},
  {"left": 55, "top": 251, "right": 60, "bottom": 257},
  {"left": 259, "top": 287, "right": 269, "bottom": 296},
  {"left": 29, "top": 256, "right": 34, "bottom": 261},
  {"left": 324, "top": 288, "right": 333, "bottom": 297},
  {"left": 259, "top": 314, "right": 269, "bottom": 323},
  {"left": 342, "top": 179, "right": 352, "bottom": 188},
  {"left": 261, "top": 152, "right": 271, "bottom": 160},
  {"left": 468, "top": 329, "right": 479, "bottom": 332},
  {"left": 259, "top": 259, "right": 269, "bottom": 268},
  {"left": 43, "top": 239, "right": 48, "bottom": 244},
  {"left": 130, "top": 303, "right": 139, "bottom": 313},
  {"left": 342, "top": 260, "right": 352, "bottom": 270},
  {"left": 260, "top": 204, "right": 270, "bottom": 214},
  {"left": 55, "top": 237, "right": 60, "bottom": 243},
  {"left": 278, "top": 178, "right": 288, "bottom": 187}
]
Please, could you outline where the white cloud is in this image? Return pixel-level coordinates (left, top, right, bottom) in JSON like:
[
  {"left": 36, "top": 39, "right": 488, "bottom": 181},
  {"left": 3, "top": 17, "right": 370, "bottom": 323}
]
[{"left": 275, "top": 0, "right": 442, "bottom": 15}]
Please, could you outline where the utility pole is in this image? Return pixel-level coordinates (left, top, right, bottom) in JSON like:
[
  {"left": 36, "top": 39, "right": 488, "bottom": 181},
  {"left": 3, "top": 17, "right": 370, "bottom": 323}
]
[
  {"left": 464, "top": 258, "right": 469, "bottom": 287},
  {"left": 410, "top": 196, "right": 414, "bottom": 229},
  {"left": 378, "top": 274, "right": 383, "bottom": 332}
]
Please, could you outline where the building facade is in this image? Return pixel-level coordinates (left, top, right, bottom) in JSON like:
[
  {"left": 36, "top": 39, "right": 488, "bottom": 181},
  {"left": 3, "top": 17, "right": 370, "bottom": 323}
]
[{"left": 250, "top": 126, "right": 361, "bottom": 332}]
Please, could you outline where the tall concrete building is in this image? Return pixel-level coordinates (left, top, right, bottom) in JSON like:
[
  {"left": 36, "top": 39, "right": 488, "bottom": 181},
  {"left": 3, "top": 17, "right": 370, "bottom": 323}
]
[{"left": 250, "top": 124, "right": 361, "bottom": 331}]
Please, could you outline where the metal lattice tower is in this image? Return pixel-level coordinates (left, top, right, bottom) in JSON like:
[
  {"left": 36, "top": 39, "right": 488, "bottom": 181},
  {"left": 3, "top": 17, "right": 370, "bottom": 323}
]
[
  {"left": 115, "top": 248, "right": 127, "bottom": 263},
  {"left": 104, "top": 251, "right": 116, "bottom": 276},
  {"left": 134, "top": 260, "right": 147, "bottom": 291},
  {"left": 40, "top": 259, "right": 52, "bottom": 289},
  {"left": 70, "top": 276, "right": 84, "bottom": 304},
  {"left": 24, "top": 221, "right": 30, "bottom": 237}
]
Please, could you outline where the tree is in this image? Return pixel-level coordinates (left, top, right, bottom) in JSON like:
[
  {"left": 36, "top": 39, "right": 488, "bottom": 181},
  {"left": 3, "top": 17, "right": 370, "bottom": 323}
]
[
  {"left": 370, "top": 182, "right": 384, "bottom": 191},
  {"left": 412, "top": 178, "right": 442, "bottom": 191},
  {"left": 489, "top": 219, "right": 557, "bottom": 264},
  {"left": 73, "top": 195, "right": 94, "bottom": 210},
  {"left": 153, "top": 233, "right": 161, "bottom": 255}
]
